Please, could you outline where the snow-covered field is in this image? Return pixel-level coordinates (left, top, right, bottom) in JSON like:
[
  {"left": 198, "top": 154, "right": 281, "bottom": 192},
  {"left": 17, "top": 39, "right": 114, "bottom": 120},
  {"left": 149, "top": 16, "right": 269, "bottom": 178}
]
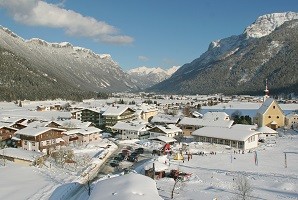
[{"left": 156, "top": 133, "right": 298, "bottom": 200}]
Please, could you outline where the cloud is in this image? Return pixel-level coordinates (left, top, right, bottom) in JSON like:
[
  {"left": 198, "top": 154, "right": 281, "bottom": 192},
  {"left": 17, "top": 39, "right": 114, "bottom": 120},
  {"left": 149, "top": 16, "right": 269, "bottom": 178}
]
[
  {"left": 0, "top": 0, "right": 133, "bottom": 44},
  {"left": 138, "top": 55, "right": 149, "bottom": 61}
]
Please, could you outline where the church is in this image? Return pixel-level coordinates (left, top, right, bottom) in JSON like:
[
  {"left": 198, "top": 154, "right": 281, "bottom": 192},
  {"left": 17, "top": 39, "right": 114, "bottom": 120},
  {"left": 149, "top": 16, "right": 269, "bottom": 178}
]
[{"left": 254, "top": 80, "right": 285, "bottom": 130}]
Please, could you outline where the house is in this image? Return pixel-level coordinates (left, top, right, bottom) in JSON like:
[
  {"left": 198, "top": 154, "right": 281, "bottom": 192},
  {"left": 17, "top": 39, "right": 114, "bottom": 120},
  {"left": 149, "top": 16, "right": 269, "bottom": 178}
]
[
  {"left": 76, "top": 108, "right": 105, "bottom": 128},
  {"left": 15, "top": 126, "right": 66, "bottom": 154},
  {"left": 0, "top": 125, "right": 19, "bottom": 146},
  {"left": 150, "top": 114, "right": 180, "bottom": 125},
  {"left": 148, "top": 124, "right": 182, "bottom": 138},
  {"left": 285, "top": 113, "right": 298, "bottom": 129},
  {"left": 0, "top": 147, "right": 44, "bottom": 166},
  {"left": 89, "top": 173, "right": 163, "bottom": 200},
  {"left": 63, "top": 126, "right": 102, "bottom": 146},
  {"left": 102, "top": 105, "right": 136, "bottom": 128},
  {"left": 178, "top": 112, "right": 234, "bottom": 136},
  {"left": 0, "top": 117, "right": 28, "bottom": 130},
  {"left": 254, "top": 98, "right": 285, "bottom": 130},
  {"left": 192, "top": 125, "right": 259, "bottom": 150},
  {"left": 257, "top": 126, "right": 278, "bottom": 137},
  {"left": 135, "top": 103, "right": 158, "bottom": 122},
  {"left": 59, "top": 119, "right": 93, "bottom": 130},
  {"left": 111, "top": 121, "right": 151, "bottom": 140}
]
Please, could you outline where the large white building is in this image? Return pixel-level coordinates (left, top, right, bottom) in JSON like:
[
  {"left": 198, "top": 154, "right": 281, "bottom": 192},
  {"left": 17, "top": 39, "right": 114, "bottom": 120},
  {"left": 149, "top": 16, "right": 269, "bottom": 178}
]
[
  {"left": 192, "top": 124, "right": 259, "bottom": 150},
  {"left": 111, "top": 121, "right": 151, "bottom": 140}
]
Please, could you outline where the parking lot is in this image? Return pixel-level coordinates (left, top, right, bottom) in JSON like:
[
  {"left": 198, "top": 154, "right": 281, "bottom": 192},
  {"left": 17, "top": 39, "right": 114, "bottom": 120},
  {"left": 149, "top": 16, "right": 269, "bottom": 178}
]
[{"left": 96, "top": 145, "right": 154, "bottom": 178}]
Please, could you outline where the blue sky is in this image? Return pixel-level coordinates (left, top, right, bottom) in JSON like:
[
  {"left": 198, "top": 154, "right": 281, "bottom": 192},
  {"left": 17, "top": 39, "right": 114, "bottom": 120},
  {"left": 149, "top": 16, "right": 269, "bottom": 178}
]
[{"left": 0, "top": 0, "right": 297, "bottom": 71}]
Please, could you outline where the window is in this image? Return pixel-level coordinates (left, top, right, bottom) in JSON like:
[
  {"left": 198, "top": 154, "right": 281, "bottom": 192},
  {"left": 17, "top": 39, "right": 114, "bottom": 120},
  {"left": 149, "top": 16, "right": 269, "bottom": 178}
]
[
  {"left": 273, "top": 106, "right": 276, "bottom": 109},
  {"left": 277, "top": 116, "right": 279, "bottom": 119},
  {"left": 32, "top": 142, "right": 35, "bottom": 146},
  {"left": 24, "top": 141, "right": 28, "bottom": 145},
  {"left": 268, "top": 116, "right": 271, "bottom": 118}
]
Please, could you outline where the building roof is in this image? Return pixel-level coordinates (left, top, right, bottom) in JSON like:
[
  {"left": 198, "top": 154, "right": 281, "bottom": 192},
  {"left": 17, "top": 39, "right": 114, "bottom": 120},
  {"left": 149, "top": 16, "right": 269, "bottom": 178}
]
[
  {"left": 136, "top": 103, "right": 158, "bottom": 113},
  {"left": 202, "top": 111, "right": 229, "bottom": 120},
  {"left": 102, "top": 105, "right": 134, "bottom": 116},
  {"left": 154, "top": 136, "right": 177, "bottom": 143},
  {"left": 178, "top": 117, "right": 234, "bottom": 128},
  {"left": 257, "top": 98, "right": 284, "bottom": 115},
  {"left": 143, "top": 160, "right": 169, "bottom": 171},
  {"left": 89, "top": 173, "right": 163, "bottom": 200},
  {"left": 257, "top": 126, "right": 278, "bottom": 134},
  {"left": 150, "top": 124, "right": 182, "bottom": 134},
  {"left": 286, "top": 113, "right": 298, "bottom": 118},
  {"left": 60, "top": 119, "right": 92, "bottom": 129},
  {"left": 151, "top": 114, "right": 180, "bottom": 124},
  {"left": 15, "top": 126, "right": 65, "bottom": 137},
  {"left": 111, "top": 121, "right": 148, "bottom": 132},
  {"left": 0, "top": 147, "right": 44, "bottom": 162},
  {"left": 192, "top": 126, "right": 260, "bottom": 141},
  {"left": 0, "top": 125, "right": 18, "bottom": 131},
  {"left": 64, "top": 126, "right": 102, "bottom": 136}
]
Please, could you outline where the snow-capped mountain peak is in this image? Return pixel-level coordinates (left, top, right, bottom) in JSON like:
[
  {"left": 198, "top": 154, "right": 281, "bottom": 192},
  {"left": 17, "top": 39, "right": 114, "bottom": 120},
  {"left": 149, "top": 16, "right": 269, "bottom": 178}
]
[
  {"left": 244, "top": 12, "right": 298, "bottom": 38},
  {"left": 127, "top": 66, "right": 179, "bottom": 89},
  {"left": 128, "top": 66, "right": 179, "bottom": 76},
  {"left": 0, "top": 25, "right": 25, "bottom": 41}
]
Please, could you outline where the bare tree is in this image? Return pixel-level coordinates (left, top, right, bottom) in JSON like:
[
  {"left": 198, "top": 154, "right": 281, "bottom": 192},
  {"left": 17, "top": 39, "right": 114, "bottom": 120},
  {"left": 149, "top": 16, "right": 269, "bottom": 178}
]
[{"left": 234, "top": 174, "right": 253, "bottom": 200}]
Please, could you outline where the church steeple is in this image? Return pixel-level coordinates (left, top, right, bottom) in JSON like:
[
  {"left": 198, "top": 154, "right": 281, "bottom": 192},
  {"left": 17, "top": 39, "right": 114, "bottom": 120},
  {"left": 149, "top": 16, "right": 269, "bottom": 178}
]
[{"left": 263, "top": 79, "right": 269, "bottom": 102}]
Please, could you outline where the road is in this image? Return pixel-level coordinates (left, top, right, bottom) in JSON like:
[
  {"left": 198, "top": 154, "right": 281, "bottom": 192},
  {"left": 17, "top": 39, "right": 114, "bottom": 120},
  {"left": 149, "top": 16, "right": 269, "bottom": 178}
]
[{"left": 68, "top": 145, "right": 154, "bottom": 200}]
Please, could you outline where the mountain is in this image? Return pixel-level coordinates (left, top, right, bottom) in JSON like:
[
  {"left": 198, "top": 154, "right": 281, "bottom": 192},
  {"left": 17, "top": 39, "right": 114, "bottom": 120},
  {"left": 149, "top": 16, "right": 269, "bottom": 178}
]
[
  {"left": 148, "top": 12, "right": 298, "bottom": 96},
  {"left": 127, "top": 66, "right": 179, "bottom": 89},
  {"left": 0, "top": 26, "right": 138, "bottom": 101}
]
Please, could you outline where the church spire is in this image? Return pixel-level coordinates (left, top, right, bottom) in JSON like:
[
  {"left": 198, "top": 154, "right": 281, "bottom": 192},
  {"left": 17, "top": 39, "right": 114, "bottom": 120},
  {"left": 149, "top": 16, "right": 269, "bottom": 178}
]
[{"left": 263, "top": 79, "right": 269, "bottom": 102}]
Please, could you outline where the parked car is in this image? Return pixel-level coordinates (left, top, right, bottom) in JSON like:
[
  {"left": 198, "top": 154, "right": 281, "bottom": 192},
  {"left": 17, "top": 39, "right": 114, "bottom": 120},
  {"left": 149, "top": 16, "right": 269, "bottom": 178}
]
[
  {"left": 152, "top": 149, "right": 161, "bottom": 156},
  {"left": 130, "top": 152, "right": 139, "bottom": 157},
  {"left": 127, "top": 154, "right": 138, "bottom": 162},
  {"left": 109, "top": 160, "right": 120, "bottom": 167},
  {"left": 113, "top": 155, "right": 124, "bottom": 161},
  {"left": 135, "top": 147, "right": 144, "bottom": 154}
]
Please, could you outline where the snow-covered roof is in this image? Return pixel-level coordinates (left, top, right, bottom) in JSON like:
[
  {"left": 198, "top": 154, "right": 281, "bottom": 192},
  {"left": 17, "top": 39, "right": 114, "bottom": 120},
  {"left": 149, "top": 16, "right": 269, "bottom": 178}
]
[
  {"left": 135, "top": 103, "right": 158, "bottom": 113},
  {"left": 151, "top": 114, "right": 180, "bottom": 124},
  {"left": 143, "top": 160, "right": 169, "bottom": 171},
  {"left": 192, "top": 126, "right": 259, "bottom": 141},
  {"left": 0, "top": 124, "right": 18, "bottom": 131},
  {"left": 89, "top": 173, "right": 163, "bottom": 200},
  {"left": 60, "top": 119, "right": 92, "bottom": 128},
  {"left": 286, "top": 112, "right": 298, "bottom": 118},
  {"left": 150, "top": 124, "right": 182, "bottom": 134},
  {"left": 102, "top": 105, "right": 133, "bottom": 116},
  {"left": 0, "top": 147, "right": 44, "bottom": 162},
  {"left": 152, "top": 136, "right": 177, "bottom": 143},
  {"left": 64, "top": 127, "right": 101, "bottom": 135},
  {"left": 111, "top": 121, "right": 148, "bottom": 132},
  {"left": 178, "top": 117, "right": 233, "bottom": 128},
  {"left": 232, "top": 124, "right": 258, "bottom": 131},
  {"left": 202, "top": 111, "right": 229, "bottom": 120},
  {"left": 16, "top": 126, "right": 65, "bottom": 137},
  {"left": 257, "top": 126, "right": 278, "bottom": 134},
  {"left": 0, "top": 121, "right": 13, "bottom": 127},
  {"left": 192, "top": 111, "right": 203, "bottom": 118},
  {"left": 257, "top": 98, "right": 284, "bottom": 115}
]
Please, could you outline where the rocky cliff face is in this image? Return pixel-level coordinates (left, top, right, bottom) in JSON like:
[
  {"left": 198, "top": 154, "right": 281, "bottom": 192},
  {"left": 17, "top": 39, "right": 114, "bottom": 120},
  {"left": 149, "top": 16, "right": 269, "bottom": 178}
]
[
  {"left": 0, "top": 26, "right": 138, "bottom": 101},
  {"left": 148, "top": 12, "right": 298, "bottom": 95}
]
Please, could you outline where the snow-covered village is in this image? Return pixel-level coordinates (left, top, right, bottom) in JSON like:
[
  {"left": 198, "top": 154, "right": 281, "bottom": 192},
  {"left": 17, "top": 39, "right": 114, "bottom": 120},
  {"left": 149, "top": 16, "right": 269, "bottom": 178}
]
[
  {"left": 0, "top": 89, "right": 298, "bottom": 200},
  {"left": 1, "top": 1, "right": 298, "bottom": 200}
]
